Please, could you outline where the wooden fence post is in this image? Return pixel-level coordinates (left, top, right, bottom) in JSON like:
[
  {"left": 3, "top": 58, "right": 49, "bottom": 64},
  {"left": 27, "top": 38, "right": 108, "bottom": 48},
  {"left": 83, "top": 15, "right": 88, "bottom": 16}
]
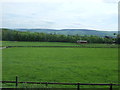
[
  {"left": 46, "top": 82, "right": 48, "bottom": 87},
  {"left": 77, "top": 83, "right": 80, "bottom": 90},
  {"left": 16, "top": 76, "right": 18, "bottom": 88},
  {"left": 110, "top": 84, "right": 112, "bottom": 90}
]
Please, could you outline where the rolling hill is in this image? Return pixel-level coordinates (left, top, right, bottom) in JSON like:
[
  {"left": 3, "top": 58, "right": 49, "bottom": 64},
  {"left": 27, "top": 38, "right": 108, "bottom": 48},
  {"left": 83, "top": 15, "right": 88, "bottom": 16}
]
[{"left": 9, "top": 28, "right": 118, "bottom": 37}]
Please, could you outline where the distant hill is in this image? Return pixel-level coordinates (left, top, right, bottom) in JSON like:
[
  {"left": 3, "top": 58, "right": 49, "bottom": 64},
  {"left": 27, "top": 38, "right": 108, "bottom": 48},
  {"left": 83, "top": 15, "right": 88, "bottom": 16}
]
[{"left": 11, "top": 28, "right": 118, "bottom": 37}]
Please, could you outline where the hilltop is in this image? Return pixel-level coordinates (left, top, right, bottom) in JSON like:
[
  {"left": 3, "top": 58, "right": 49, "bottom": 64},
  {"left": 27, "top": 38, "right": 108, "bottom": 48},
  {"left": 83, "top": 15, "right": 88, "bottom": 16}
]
[{"left": 13, "top": 28, "right": 118, "bottom": 37}]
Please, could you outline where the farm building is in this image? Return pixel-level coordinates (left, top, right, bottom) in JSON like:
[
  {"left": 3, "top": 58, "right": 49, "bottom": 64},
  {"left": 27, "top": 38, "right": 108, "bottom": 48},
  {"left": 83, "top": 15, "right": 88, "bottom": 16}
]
[{"left": 77, "top": 40, "right": 87, "bottom": 44}]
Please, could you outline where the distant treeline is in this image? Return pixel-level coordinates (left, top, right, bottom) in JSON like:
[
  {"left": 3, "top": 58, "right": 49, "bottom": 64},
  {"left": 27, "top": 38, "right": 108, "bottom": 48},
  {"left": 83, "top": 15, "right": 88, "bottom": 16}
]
[{"left": 2, "top": 28, "right": 120, "bottom": 44}]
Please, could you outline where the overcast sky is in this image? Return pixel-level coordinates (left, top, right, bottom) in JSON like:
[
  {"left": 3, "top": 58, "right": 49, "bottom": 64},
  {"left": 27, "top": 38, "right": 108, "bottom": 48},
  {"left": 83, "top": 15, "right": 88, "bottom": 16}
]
[{"left": 1, "top": 0, "right": 119, "bottom": 31}]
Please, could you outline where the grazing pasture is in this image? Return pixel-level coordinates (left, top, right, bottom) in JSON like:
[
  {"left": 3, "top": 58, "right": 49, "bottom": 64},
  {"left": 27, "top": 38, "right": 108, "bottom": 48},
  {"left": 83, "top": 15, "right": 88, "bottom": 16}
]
[
  {"left": 2, "top": 41, "right": 78, "bottom": 46},
  {"left": 1, "top": 41, "right": 118, "bottom": 48},
  {"left": 2, "top": 46, "right": 118, "bottom": 88}
]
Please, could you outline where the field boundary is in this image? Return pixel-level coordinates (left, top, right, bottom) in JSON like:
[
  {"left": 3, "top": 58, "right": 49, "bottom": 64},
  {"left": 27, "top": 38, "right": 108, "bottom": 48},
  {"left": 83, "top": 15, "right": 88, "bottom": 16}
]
[
  {"left": 1, "top": 76, "right": 120, "bottom": 90},
  {"left": 5, "top": 46, "right": 118, "bottom": 48},
  {"left": 1, "top": 80, "right": 120, "bottom": 90}
]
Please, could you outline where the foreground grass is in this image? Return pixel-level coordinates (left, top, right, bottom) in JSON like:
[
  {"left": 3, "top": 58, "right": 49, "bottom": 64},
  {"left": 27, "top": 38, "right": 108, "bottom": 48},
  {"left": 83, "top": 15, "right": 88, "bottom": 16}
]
[
  {"left": 2, "top": 47, "right": 118, "bottom": 88},
  {"left": 1, "top": 41, "right": 118, "bottom": 48}
]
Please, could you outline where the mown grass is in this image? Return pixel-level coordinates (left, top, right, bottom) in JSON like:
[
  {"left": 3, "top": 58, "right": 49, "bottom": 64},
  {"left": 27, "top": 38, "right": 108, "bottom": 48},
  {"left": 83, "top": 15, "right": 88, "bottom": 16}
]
[
  {"left": 2, "top": 47, "right": 118, "bottom": 88},
  {"left": 1, "top": 41, "right": 119, "bottom": 48}
]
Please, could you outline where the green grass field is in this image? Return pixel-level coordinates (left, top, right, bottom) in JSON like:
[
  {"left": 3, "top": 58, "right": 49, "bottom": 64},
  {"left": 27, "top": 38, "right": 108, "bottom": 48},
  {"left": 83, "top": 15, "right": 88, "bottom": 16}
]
[
  {"left": 1, "top": 41, "right": 119, "bottom": 48},
  {"left": 2, "top": 45, "right": 118, "bottom": 88},
  {"left": 2, "top": 41, "right": 78, "bottom": 46}
]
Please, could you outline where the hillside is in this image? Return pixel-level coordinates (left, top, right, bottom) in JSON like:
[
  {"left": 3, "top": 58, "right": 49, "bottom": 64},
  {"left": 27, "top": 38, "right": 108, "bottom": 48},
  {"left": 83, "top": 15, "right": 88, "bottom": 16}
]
[{"left": 14, "top": 29, "right": 118, "bottom": 37}]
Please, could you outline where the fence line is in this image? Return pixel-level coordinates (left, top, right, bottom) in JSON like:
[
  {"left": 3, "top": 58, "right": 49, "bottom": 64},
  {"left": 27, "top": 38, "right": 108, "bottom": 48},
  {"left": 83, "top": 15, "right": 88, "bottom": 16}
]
[
  {"left": 1, "top": 81, "right": 120, "bottom": 86},
  {"left": 1, "top": 76, "right": 120, "bottom": 90},
  {"left": 6, "top": 46, "right": 118, "bottom": 48}
]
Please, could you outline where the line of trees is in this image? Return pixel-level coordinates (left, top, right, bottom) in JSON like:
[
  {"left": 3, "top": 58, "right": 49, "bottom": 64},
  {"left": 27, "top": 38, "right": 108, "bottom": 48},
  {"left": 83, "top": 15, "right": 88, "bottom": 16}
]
[{"left": 2, "top": 28, "right": 120, "bottom": 44}]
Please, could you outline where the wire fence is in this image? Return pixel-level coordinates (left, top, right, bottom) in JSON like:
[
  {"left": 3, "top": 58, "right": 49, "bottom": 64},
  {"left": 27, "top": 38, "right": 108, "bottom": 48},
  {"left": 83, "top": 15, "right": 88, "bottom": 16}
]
[{"left": 1, "top": 76, "right": 120, "bottom": 90}]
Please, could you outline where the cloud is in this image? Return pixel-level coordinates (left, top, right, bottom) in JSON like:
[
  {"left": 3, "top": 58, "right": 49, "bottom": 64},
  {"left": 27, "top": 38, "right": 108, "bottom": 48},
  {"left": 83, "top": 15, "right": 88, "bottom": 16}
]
[{"left": 1, "top": 0, "right": 118, "bottom": 31}]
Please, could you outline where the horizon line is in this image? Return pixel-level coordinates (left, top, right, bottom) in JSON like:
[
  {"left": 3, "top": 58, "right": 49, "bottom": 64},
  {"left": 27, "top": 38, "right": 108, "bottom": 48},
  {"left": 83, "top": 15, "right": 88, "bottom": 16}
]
[{"left": 0, "top": 27, "right": 118, "bottom": 32}]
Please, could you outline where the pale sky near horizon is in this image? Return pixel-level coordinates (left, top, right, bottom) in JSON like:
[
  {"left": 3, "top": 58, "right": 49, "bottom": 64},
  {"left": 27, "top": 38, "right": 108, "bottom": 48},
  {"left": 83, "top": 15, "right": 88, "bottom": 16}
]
[{"left": 1, "top": 0, "right": 119, "bottom": 31}]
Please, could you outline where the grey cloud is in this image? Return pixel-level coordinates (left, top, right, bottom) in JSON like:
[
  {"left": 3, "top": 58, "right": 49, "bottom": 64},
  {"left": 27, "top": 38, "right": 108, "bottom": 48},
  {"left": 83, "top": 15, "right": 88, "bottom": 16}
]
[{"left": 2, "top": 1, "right": 118, "bottom": 31}]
